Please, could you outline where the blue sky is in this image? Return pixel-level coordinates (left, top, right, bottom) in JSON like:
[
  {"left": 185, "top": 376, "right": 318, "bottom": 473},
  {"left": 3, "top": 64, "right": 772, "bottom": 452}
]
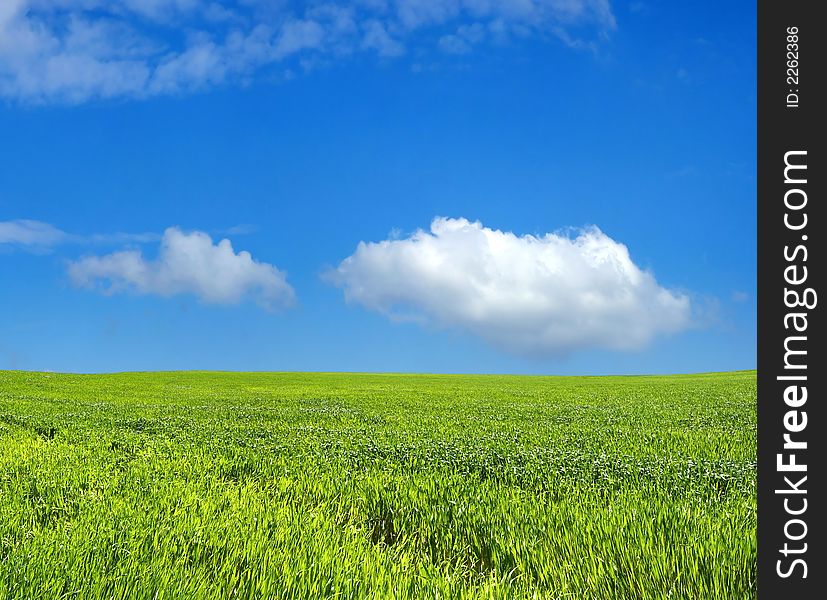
[{"left": 0, "top": 0, "right": 755, "bottom": 375}]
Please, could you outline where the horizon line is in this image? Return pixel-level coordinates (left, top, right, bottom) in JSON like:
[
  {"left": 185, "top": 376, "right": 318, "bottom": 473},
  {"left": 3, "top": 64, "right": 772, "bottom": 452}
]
[{"left": 1, "top": 368, "right": 758, "bottom": 378}]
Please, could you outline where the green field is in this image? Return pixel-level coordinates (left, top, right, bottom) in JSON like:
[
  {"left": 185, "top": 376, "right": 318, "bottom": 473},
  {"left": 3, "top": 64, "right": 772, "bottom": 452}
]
[{"left": 0, "top": 370, "right": 756, "bottom": 599}]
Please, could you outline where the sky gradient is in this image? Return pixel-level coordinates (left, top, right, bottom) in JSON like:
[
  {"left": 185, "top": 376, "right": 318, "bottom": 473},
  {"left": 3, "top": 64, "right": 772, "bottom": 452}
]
[{"left": 0, "top": 0, "right": 756, "bottom": 375}]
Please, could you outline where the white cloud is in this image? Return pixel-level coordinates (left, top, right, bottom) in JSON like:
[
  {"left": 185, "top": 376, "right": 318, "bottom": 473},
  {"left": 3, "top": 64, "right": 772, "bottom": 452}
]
[
  {"left": 0, "top": 219, "right": 68, "bottom": 248},
  {"left": 67, "top": 227, "right": 295, "bottom": 310},
  {"left": 438, "top": 21, "right": 485, "bottom": 53},
  {"left": 0, "top": 219, "right": 160, "bottom": 250},
  {"left": 326, "top": 217, "right": 691, "bottom": 356},
  {"left": 0, "top": 0, "right": 616, "bottom": 103},
  {"left": 362, "top": 20, "right": 405, "bottom": 57}
]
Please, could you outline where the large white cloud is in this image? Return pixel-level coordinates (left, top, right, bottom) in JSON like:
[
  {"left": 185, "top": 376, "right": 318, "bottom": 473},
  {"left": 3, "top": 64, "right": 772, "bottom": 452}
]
[
  {"left": 67, "top": 227, "right": 295, "bottom": 310},
  {"left": 326, "top": 217, "right": 691, "bottom": 356},
  {"left": 0, "top": 0, "right": 615, "bottom": 103}
]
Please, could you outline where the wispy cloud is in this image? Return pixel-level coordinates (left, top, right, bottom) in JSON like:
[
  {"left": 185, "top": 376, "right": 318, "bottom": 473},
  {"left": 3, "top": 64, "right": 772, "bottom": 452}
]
[
  {"left": 0, "top": 1, "right": 616, "bottom": 104},
  {"left": 0, "top": 219, "right": 68, "bottom": 249},
  {"left": 221, "top": 224, "right": 259, "bottom": 236},
  {"left": 0, "top": 219, "right": 159, "bottom": 252},
  {"left": 326, "top": 217, "right": 691, "bottom": 357},
  {"left": 67, "top": 227, "right": 295, "bottom": 310}
]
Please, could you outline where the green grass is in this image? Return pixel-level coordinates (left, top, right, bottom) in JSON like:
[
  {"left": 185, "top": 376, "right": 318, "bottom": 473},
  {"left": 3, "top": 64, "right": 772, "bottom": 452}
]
[{"left": 0, "top": 370, "right": 756, "bottom": 599}]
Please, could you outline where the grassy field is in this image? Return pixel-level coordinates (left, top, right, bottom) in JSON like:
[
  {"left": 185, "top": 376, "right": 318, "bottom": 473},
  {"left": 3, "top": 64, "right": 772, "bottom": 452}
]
[{"left": 0, "top": 370, "right": 755, "bottom": 599}]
